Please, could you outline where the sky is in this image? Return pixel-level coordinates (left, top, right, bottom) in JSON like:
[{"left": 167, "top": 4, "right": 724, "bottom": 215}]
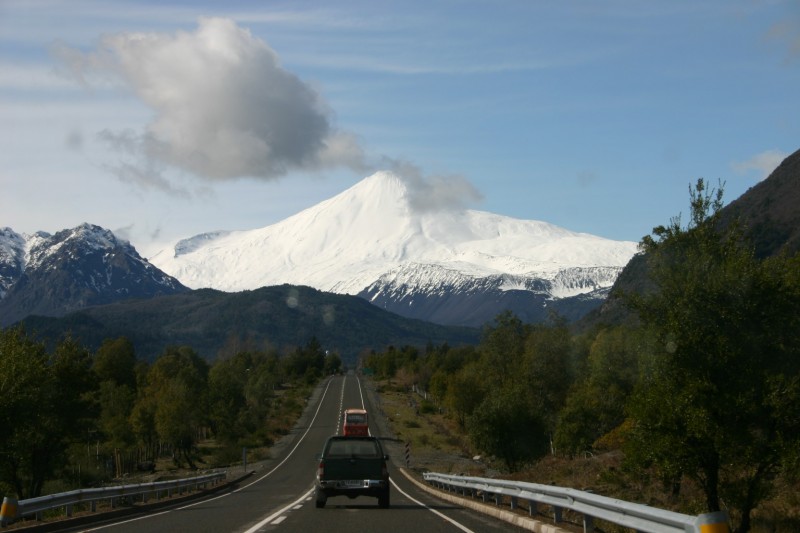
[{"left": 2, "top": 0, "right": 799, "bottom": 259}]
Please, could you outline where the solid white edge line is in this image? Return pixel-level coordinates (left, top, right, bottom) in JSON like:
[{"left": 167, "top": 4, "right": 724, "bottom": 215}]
[{"left": 390, "top": 476, "right": 475, "bottom": 532}]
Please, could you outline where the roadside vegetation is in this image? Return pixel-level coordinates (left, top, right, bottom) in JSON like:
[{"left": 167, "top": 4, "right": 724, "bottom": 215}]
[
  {"left": 363, "top": 180, "right": 800, "bottom": 533},
  {"left": 0, "top": 332, "right": 341, "bottom": 502}
]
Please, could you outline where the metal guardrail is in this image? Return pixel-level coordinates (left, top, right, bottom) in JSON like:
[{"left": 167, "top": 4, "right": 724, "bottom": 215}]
[
  {"left": 423, "top": 472, "right": 729, "bottom": 533},
  {"left": 1, "top": 472, "right": 226, "bottom": 526}
]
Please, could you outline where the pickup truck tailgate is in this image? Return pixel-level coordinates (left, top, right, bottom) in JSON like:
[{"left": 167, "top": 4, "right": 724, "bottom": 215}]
[{"left": 322, "top": 456, "right": 385, "bottom": 482}]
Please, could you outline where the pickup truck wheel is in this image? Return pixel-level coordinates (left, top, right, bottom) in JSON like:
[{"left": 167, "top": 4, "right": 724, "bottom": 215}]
[
  {"left": 315, "top": 487, "right": 327, "bottom": 509},
  {"left": 378, "top": 488, "right": 390, "bottom": 508}
]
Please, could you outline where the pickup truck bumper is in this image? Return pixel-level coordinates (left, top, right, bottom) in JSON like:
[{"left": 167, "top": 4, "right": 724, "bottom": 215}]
[{"left": 318, "top": 479, "right": 387, "bottom": 490}]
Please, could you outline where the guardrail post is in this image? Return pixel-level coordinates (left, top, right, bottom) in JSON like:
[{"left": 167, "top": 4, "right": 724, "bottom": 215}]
[
  {"left": 510, "top": 496, "right": 518, "bottom": 510},
  {"left": 583, "top": 514, "right": 594, "bottom": 532},
  {"left": 528, "top": 499, "right": 537, "bottom": 517},
  {"left": 553, "top": 505, "right": 562, "bottom": 523},
  {"left": 66, "top": 503, "right": 73, "bottom": 517},
  {"left": 90, "top": 500, "right": 96, "bottom": 512}
]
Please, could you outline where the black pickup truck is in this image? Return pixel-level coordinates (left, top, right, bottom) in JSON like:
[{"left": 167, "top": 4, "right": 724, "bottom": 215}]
[{"left": 314, "top": 435, "right": 390, "bottom": 508}]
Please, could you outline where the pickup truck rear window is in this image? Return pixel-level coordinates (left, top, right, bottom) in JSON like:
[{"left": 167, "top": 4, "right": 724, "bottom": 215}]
[
  {"left": 346, "top": 413, "right": 366, "bottom": 424},
  {"left": 326, "top": 439, "right": 381, "bottom": 458}
]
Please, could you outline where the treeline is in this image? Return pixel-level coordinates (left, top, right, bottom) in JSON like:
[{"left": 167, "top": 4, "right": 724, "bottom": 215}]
[
  {"left": 0, "top": 332, "right": 342, "bottom": 500},
  {"left": 363, "top": 180, "right": 800, "bottom": 533}
]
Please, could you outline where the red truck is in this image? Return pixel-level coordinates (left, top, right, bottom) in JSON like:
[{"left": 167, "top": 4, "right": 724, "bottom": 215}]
[{"left": 342, "top": 408, "right": 369, "bottom": 437}]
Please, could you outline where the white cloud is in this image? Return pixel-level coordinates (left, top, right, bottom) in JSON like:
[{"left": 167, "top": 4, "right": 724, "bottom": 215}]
[
  {"left": 380, "top": 158, "right": 483, "bottom": 213},
  {"left": 51, "top": 17, "right": 366, "bottom": 189},
  {"left": 732, "top": 149, "right": 788, "bottom": 181},
  {"left": 0, "top": 61, "right": 79, "bottom": 91}
]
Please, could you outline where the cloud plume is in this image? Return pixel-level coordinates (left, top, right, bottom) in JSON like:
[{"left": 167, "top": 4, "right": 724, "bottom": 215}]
[
  {"left": 53, "top": 17, "right": 365, "bottom": 187},
  {"left": 732, "top": 149, "right": 788, "bottom": 181},
  {"left": 381, "top": 158, "right": 483, "bottom": 213}
]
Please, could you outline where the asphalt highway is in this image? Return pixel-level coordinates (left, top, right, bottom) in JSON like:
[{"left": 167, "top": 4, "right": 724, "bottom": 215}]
[{"left": 64, "top": 373, "right": 521, "bottom": 533}]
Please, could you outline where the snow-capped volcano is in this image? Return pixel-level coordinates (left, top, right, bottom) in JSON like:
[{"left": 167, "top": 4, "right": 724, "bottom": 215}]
[{"left": 150, "top": 171, "right": 638, "bottom": 326}]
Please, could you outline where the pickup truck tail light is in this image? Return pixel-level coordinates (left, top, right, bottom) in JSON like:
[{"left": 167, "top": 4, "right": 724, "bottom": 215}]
[
  {"left": 381, "top": 462, "right": 388, "bottom": 479},
  {"left": 317, "top": 461, "right": 325, "bottom": 479}
]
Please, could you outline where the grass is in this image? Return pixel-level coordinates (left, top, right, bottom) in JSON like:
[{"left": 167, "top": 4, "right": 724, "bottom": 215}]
[{"left": 377, "top": 380, "right": 485, "bottom": 476}]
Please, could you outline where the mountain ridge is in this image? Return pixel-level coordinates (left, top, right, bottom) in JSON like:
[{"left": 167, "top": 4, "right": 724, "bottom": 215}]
[
  {"left": 0, "top": 223, "right": 189, "bottom": 326},
  {"left": 18, "top": 284, "right": 481, "bottom": 364}
]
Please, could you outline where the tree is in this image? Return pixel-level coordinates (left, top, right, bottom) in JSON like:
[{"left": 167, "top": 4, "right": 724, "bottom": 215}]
[
  {"left": 0, "top": 328, "right": 50, "bottom": 497},
  {"left": 624, "top": 179, "right": 800, "bottom": 532},
  {"left": 47, "top": 337, "right": 98, "bottom": 486},
  {"left": 93, "top": 338, "right": 138, "bottom": 451},
  {"left": 136, "top": 346, "right": 209, "bottom": 468},
  {"left": 324, "top": 351, "right": 342, "bottom": 375},
  {"left": 283, "top": 337, "right": 326, "bottom": 383},
  {"left": 208, "top": 350, "right": 279, "bottom": 445},
  {"left": 445, "top": 362, "right": 486, "bottom": 429},
  {"left": 479, "top": 311, "right": 528, "bottom": 388},
  {"left": 467, "top": 383, "right": 549, "bottom": 472},
  {"left": 0, "top": 330, "right": 97, "bottom": 498},
  {"left": 554, "top": 326, "right": 647, "bottom": 455},
  {"left": 97, "top": 380, "right": 136, "bottom": 449},
  {"left": 523, "top": 320, "right": 572, "bottom": 442},
  {"left": 93, "top": 337, "right": 137, "bottom": 388}
]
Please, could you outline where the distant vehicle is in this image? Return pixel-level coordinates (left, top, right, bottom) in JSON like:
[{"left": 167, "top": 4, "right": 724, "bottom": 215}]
[
  {"left": 315, "top": 435, "right": 390, "bottom": 508},
  {"left": 342, "top": 408, "right": 369, "bottom": 437}
]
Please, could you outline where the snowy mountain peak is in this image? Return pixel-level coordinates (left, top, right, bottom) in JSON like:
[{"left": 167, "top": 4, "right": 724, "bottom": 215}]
[
  {"left": 0, "top": 223, "right": 189, "bottom": 326},
  {"left": 351, "top": 170, "right": 409, "bottom": 204},
  {"left": 150, "top": 171, "right": 639, "bottom": 322},
  {"left": 27, "top": 223, "right": 132, "bottom": 270}
]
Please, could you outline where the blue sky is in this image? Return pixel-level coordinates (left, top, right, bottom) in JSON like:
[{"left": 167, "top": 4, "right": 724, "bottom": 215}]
[{"left": 2, "top": 0, "right": 798, "bottom": 257}]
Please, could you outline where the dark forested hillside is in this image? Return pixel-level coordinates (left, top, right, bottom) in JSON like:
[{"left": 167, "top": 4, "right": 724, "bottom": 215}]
[
  {"left": 19, "top": 284, "right": 480, "bottom": 364},
  {"left": 719, "top": 147, "right": 800, "bottom": 258},
  {"left": 580, "top": 147, "right": 800, "bottom": 331}
]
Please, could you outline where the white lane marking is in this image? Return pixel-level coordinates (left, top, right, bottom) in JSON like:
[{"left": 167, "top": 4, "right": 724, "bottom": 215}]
[
  {"left": 271, "top": 515, "right": 288, "bottom": 525},
  {"left": 241, "top": 488, "right": 313, "bottom": 533},
  {"left": 390, "top": 478, "right": 476, "bottom": 533},
  {"left": 78, "top": 509, "right": 173, "bottom": 531},
  {"left": 356, "top": 374, "right": 366, "bottom": 409},
  {"left": 336, "top": 375, "right": 346, "bottom": 435}
]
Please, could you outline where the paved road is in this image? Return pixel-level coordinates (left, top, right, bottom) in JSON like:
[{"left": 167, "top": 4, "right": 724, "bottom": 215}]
[{"left": 66, "top": 373, "right": 520, "bottom": 533}]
